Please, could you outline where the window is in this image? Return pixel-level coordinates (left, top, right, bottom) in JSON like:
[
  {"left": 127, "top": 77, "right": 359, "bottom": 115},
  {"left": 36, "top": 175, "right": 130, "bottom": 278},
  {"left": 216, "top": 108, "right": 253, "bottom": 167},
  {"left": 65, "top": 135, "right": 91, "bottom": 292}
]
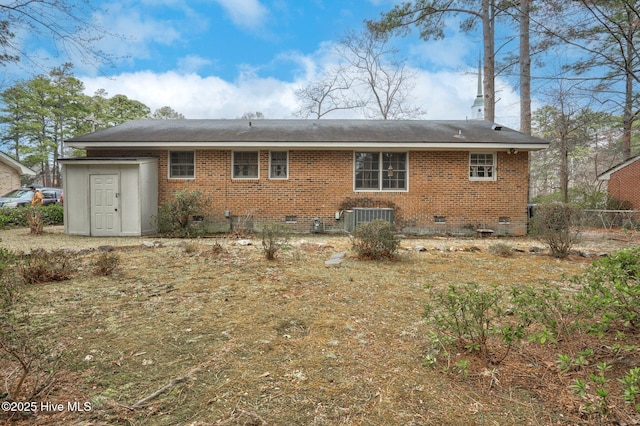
[
  {"left": 469, "top": 153, "right": 496, "bottom": 180},
  {"left": 355, "top": 152, "right": 379, "bottom": 190},
  {"left": 382, "top": 152, "right": 407, "bottom": 190},
  {"left": 233, "top": 151, "right": 259, "bottom": 179},
  {"left": 169, "top": 151, "right": 195, "bottom": 179},
  {"left": 354, "top": 152, "right": 407, "bottom": 191},
  {"left": 269, "top": 151, "right": 288, "bottom": 179}
]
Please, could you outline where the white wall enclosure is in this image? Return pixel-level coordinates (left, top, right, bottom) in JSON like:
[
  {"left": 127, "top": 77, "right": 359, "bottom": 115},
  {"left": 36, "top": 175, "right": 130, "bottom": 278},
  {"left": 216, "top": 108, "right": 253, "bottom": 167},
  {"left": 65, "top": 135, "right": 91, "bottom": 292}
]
[{"left": 60, "top": 158, "right": 158, "bottom": 236}]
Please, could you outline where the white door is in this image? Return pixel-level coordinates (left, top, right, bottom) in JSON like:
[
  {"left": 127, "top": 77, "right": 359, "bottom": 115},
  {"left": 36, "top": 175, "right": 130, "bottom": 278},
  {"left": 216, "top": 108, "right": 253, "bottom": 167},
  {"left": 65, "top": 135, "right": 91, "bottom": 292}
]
[{"left": 90, "top": 174, "right": 120, "bottom": 236}]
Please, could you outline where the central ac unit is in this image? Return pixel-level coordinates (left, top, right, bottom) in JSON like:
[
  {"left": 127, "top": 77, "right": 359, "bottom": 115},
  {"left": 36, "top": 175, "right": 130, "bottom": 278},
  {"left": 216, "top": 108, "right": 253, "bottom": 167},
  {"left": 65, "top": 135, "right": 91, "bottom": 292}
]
[{"left": 343, "top": 208, "right": 394, "bottom": 233}]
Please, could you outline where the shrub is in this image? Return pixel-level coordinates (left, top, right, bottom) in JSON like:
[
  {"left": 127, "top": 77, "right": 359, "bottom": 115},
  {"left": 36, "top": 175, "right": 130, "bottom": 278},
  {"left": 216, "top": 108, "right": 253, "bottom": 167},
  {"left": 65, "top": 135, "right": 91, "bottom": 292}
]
[
  {"left": 606, "top": 196, "right": 633, "bottom": 210},
  {"left": 573, "top": 247, "right": 640, "bottom": 333},
  {"left": 156, "top": 189, "right": 207, "bottom": 236},
  {"left": 0, "top": 207, "right": 28, "bottom": 228},
  {"left": 19, "top": 249, "right": 76, "bottom": 284},
  {"left": 425, "top": 282, "right": 524, "bottom": 363},
  {"left": 509, "top": 283, "right": 579, "bottom": 342},
  {"left": 352, "top": 219, "right": 400, "bottom": 260},
  {"left": 94, "top": 252, "right": 120, "bottom": 276},
  {"left": 488, "top": 242, "right": 513, "bottom": 257},
  {"left": 0, "top": 204, "right": 63, "bottom": 229},
  {"left": 529, "top": 202, "right": 582, "bottom": 258},
  {"left": 40, "top": 204, "right": 64, "bottom": 225},
  {"left": 261, "top": 222, "right": 290, "bottom": 260}
]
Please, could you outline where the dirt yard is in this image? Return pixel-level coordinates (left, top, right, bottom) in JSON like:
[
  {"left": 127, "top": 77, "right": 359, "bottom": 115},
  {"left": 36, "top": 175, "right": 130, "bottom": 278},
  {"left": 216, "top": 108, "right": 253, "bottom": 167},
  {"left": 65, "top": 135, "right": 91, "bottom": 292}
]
[{"left": 0, "top": 227, "right": 638, "bottom": 425}]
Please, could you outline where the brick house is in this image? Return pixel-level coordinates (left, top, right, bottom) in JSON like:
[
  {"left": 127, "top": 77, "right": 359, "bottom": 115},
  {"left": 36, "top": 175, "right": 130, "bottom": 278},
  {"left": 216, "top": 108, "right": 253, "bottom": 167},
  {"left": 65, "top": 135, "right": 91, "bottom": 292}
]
[
  {"left": 0, "top": 152, "right": 36, "bottom": 195},
  {"left": 61, "top": 119, "right": 548, "bottom": 237},
  {"left": 598, "top": 154, "right": 640, "bottom": 216}
]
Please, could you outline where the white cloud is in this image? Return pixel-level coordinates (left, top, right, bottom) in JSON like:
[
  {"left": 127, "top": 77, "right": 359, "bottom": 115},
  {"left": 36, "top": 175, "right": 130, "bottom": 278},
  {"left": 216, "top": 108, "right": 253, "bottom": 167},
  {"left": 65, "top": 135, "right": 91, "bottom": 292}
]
[
  {"left": 366, "top": 0, "right": 402, "bottom": 6},
  {"left": 177, "top": 55, "right": 213, "bottom": 74},
  {"left": 90, "top": 4, "right": 182, "bottom": 63},
  {"left": 79, "top": 67, "right": 520, "bottom": 124},
  {"left": 79, "top": 39, "right": 522, "bottom": 126},
  {"left": 408, "top": 34, "right": 476, "bottom": 70},
  {"left": 80, "top": 71, "right": 299, "bottom": 119},
  {"left": 212, "top": 0, "right": 269, "bottom": 31}
]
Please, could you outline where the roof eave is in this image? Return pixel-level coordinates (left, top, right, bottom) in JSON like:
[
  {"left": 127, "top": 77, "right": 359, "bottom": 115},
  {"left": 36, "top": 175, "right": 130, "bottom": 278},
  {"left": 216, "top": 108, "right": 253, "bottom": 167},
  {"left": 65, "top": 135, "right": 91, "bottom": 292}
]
[
  {"left": 68, "top": 141, "right": 549, "bottom": 151},
  {"left": 597, "top": 154, "right": 640, "bottom": 180},
  {"left": 0, "top": 152, "right": 36, "bottom": 175},
  {"left": 59, "top": 157, "right": 158, "bottom": 165}
]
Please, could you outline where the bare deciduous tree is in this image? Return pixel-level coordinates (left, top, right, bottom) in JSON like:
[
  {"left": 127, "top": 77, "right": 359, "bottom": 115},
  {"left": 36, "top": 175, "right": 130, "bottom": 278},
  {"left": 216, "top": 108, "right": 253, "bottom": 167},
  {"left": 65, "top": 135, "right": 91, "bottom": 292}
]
[
  {"left": 294, "top": 66, "right": 364, "bottom": 119},
  {"left": 0, "top": 0, "right": 113, "bottom": 68},
  {"left": 295, "top": 28, "right": 424, "bottom": 120},
  {"left": 336, "top": 29, "right": 425, "bottom": 120}
]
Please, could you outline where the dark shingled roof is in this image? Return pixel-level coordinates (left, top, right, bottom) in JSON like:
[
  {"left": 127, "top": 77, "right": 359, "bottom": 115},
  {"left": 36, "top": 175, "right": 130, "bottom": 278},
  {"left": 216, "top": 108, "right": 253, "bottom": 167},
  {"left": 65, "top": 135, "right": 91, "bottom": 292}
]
[{"left": 66, "top": 119, "right": 548, "bottom": 149}]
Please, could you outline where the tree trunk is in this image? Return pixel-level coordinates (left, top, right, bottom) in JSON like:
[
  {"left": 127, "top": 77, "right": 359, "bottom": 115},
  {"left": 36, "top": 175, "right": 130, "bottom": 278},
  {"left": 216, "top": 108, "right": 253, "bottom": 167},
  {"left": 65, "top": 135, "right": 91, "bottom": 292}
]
[
  {"left": 560, "top": 135, "right": 569, "bottom": 203},
  {"left": 519, "top": 0, "right": 531, "bottom": 135},
  {"left": 483, "top": 0, "right": 496, "bottom": 122},
  {"left": 622, "top": 16, "right": 634, "bottom": 160}
]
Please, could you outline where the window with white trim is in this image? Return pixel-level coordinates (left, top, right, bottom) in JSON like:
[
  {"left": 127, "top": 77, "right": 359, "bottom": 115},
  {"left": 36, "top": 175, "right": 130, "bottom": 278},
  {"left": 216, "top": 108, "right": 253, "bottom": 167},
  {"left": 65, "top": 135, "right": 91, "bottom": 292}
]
[
  {"left": 233, "top": 151, "right": 259, "bottom": 179},
  {"left": 169, "top": 151, "right": 195, "bottom": 179},
  {"left": 269, "top": 151, "right": 288, "bottom": 179},
  {"left": 354, "top": 152, "right": 407, "bottom": 191},
  {"left": 469, "top": 152, "right": 496, "bottom": 180}
]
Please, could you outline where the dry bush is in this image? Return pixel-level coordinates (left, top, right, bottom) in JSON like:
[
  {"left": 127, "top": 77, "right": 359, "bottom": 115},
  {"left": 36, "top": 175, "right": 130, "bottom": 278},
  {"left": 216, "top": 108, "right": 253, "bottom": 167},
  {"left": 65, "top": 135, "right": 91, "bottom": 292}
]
[
  {"left": 261, "top": 222, "right": 290, "bottom": 260},
  {"left": 179, "top": 241, "right": 226, "bottom": 258},
  {"left": 28, "top": 209, "right": 43, "bottom": 235},
  {"left": 206, "top": 242, "right": 225, "bottom": 256},
  {"left": 530, "top": 202, "right": 582, "bottom": 258},
  {"left": 94, "top": 252, "right": 120, "bottom": 276},
  {"left": 232, "top": 210, "right": 255, "bottom": 238},
  {"left": 19, "top": 249, "right": 76, "bottom": 284},
  {"left": 182, "top": 241, "right": 198, "bottom": 254},
  {"left": 488, "top": 242, "right": 514, "bottom": 257},
  {"left": 352, "top": 219, "right": 400, "bottom": 260}
]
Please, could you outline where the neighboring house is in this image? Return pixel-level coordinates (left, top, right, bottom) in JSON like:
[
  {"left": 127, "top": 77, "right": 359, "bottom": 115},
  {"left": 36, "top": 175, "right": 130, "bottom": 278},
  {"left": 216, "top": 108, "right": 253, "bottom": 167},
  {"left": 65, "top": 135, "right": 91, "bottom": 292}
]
[
  {"left": 598, "top": 154, "right": 640, "bottom": 215},
  {"left": 62, "top": 119, "right": 549, "bottom": 237},
  {"left": 0, "top": 152, "right": 36, "bottom": 195}
]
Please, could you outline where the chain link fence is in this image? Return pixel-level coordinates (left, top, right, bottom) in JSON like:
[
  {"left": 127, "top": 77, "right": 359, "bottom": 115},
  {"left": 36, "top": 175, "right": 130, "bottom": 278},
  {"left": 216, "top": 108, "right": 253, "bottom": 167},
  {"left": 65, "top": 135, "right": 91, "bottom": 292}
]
[{"left": 582, "top": 210, "right": 638, "bottom": 230}]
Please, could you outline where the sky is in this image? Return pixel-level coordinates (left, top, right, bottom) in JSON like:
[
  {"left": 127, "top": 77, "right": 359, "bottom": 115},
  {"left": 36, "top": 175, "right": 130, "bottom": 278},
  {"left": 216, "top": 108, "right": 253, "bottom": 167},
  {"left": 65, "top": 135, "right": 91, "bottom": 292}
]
[{"left": 7, "top": 0, "right": 525, "bottom": 128}]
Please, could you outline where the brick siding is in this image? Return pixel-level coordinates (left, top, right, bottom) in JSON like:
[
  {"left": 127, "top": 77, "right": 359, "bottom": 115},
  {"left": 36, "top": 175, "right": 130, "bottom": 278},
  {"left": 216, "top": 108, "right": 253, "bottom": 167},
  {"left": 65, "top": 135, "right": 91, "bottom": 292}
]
[
  {"left": 86, "top": 149, "right": 530, "bottom": 235},
  {"left": 0, "top": 163, "right": 21, "bottom": 196},
  {"left": 608, "top": 160, "right": 640, "bottom": 213}
]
